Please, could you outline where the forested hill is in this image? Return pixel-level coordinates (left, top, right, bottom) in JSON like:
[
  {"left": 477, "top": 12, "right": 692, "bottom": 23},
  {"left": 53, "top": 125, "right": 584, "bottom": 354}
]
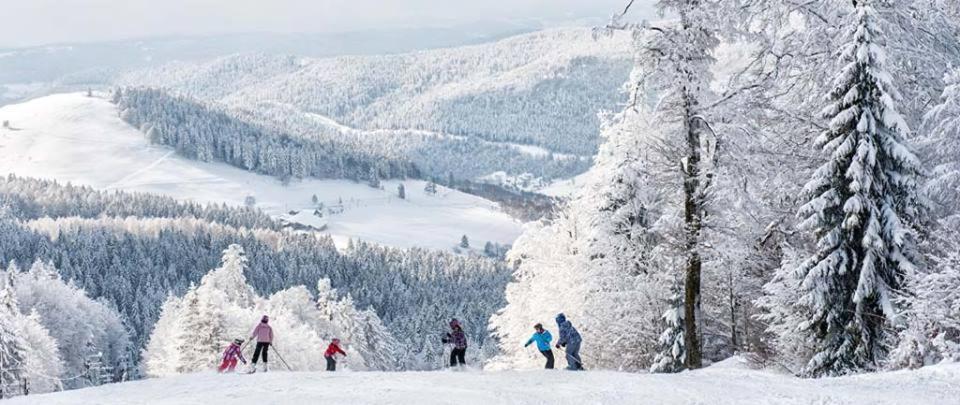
[
  {"left": 113, "top": 88, "right": 419, "bottom": 182},
  {"left": 117, "top": 28, "right": 633, "bottom": 162}
]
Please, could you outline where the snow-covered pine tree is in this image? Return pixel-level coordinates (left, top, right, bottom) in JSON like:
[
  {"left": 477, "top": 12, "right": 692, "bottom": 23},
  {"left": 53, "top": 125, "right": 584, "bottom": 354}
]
[
  {"left": 142, "top": 296, "right": 181, "bottom": 377},
  {"left": 368, "top": 167, "right": 381, "bottom": 188},
  {"left": 313, "top": 279, "right": 405, "bottom": 370},
  {"left": 0, "top": 278, "right": 28, "bottom": 398},
  {"left": 651, "top": 293, "right": 685, "bottom": 373},
  {"left": 772, "top": 0, "right": 924, "bottom": 377},
  {"left": 198, "top": 244, "right": 257, "bottom": 308},
  {"left": 172, "top": 285, "right": 226, "bottom": 373},
  {"left": 424, "top": 181, "right": 437, "bottom": 195}
]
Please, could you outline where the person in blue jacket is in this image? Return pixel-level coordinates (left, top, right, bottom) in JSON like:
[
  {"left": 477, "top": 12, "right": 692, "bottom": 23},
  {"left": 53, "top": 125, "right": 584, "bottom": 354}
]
[
  {"left": 524, "top": 323, "right": 554, "bottom": 369},
  {"left": 555, "top": 313, "right": 584, "bottom": 370}
]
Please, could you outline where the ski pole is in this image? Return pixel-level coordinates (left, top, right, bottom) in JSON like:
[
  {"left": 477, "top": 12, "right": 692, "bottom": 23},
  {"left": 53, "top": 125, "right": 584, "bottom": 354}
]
[
  {"left": 553, "top": 345, "right": 592, "bottom": 366},
  {"left": 270, "top": 344, "right": 294, "bottom": 371}
]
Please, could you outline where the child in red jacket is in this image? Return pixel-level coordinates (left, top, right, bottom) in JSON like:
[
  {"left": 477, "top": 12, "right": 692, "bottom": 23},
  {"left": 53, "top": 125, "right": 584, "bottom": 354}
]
[
  {"left": 324, "top": 338, "right": 347, "bottom": 371},
  {"left": 218, "top": 338, "right": 247, "bottom": 372}
]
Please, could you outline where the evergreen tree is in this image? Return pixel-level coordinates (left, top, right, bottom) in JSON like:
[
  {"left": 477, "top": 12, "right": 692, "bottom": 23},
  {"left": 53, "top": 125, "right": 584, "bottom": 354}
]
[
  {"left": 172, "top": 285, "right": 226, "bottom": 373},
  {"left": 771, "top": 1, "right": 924, "bottom": 377},
  {"left": 142, "top": 296, "right": 181, "bottom": 377},
  {"left": 651, "top": 293, "right": 685, "bottom": 373},
  {"left": 459, "top": 235, "right": 469, "bottom": 249},
  {"left": 0, "top": 280, "right": 27, "bottom": 398},
  {"left": 368, "top": 168, "right": 381, "bottom": 189}
]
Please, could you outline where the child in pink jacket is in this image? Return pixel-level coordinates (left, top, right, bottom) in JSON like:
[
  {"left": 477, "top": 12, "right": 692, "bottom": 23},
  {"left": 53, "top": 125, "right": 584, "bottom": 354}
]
[{"left": 218, "top": 338, "right": 247, "bottom": 372}]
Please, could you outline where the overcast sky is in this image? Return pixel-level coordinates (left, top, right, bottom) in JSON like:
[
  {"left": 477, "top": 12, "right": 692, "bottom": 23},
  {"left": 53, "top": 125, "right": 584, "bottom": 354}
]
[{"left": 2, "top": 0, "right": 657, "bottom": 48}]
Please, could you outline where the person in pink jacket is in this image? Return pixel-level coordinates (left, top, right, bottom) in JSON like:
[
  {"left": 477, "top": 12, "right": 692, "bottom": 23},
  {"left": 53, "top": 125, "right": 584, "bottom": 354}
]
[{"left": 248, "top": 315, "right": 274, "bottom": 373}]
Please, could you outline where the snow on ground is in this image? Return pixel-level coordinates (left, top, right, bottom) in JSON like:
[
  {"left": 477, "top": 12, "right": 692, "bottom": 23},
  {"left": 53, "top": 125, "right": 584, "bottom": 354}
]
[
  {"left": 10, "top": 360, "right": 960, "bottom": 405},
  {"left": 538, "top": 170, "right": 595, "bottom": 198},
  {"left": 0, "top": 93, "right": 522, "bottom": 250}
]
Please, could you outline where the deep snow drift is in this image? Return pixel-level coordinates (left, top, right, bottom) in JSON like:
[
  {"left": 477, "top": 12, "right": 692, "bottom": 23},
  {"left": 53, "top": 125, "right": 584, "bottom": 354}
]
[
  {"left": 9, "top": 359, "right": 959, "bottom": 405},
  {"left": 0, "top": 93, "right": 522, "bottom": 250}
]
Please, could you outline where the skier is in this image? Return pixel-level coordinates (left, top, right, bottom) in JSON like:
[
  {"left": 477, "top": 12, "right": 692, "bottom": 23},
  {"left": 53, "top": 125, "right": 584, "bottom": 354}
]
[
  {"left": 218, "top": 338, "right": 248, "bottom": 373},
  {"left": 248, "top": 315, "right": 273, "bottom": 373},
  {"left": 441, "top": 318, "right": 467, "bottom": 367},
  {"left": 555, "top": 313, "right": 584, "bottom": 370},
  {"left": 324, "top": 338, "right": 347, "bottom": 371},
  {"left": 524, "top": 323, "right": 554, "bottom": 369}
]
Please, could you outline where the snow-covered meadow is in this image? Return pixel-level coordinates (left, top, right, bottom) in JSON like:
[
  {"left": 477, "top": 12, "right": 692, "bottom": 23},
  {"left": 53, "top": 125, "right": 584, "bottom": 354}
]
[
  {"left": 0, "top": 93, "right": 522, "bottom": 250},
  {"left": 9, "top": 358, "right": 960, "bottom": 405}
]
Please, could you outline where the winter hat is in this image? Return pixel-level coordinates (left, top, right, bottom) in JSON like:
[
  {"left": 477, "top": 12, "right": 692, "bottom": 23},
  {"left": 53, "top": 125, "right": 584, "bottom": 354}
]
[
  {"left": 555, "top": 313, "right": 566, "bottom": 324},
  {"left": 261, "top": 315, "right": 269, "bottom": 323},
  {"left": 234, "top": 338, "right": 245, "bottom": 345},
  {"left": 449, "top": 318, "right": 460, "bottom": 329},
  {"left": 534, "top": 323, "right": 543, "bottom": 330}
]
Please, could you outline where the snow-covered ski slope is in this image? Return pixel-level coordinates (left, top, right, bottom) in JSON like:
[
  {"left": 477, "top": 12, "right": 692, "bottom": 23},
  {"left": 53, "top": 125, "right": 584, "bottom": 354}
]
[
  {"left": 0, "top": 93, "right": 522, "bottom": 250},
  {"left": 9, "top": 358, "right": 960, "bottom": 405}
]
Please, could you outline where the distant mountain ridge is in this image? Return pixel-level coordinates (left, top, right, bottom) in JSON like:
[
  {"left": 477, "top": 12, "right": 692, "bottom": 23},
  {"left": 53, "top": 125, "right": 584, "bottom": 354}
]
[{"left": 118, "top": 28, "right": 634, "bottom": 158}]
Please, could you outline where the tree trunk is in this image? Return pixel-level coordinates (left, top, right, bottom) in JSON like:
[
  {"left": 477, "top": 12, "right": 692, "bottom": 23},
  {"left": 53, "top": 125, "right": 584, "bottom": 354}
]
[
  {"left": 729, "top": 274, "right": 739, "bottom": 352},
  {"left": 683, "top": 96, "right": 704, "bottom": 370}
]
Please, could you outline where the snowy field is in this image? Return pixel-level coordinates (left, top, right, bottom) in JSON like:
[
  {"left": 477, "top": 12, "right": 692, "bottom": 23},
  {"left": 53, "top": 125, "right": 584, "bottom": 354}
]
[
  {"left": 0, "top": 93, "right": 522, "bottom": 250},
  {"left": 9, "top": 359, "right": 960, "bottom": 405}
]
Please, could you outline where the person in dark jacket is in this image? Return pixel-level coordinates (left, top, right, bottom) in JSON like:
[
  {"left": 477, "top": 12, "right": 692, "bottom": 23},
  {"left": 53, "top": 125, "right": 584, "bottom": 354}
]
[
  {"left": 555, "top": 313, "right": 584, "bottom": 370},
  {"left": 524, "top": 323, "right": 554, "bottom": 369},
  {"left": 324, "top": 338, "right": 347, "bottom": 371},
  {"left": 441, "top": 318, "right": 468, "bottom": 367}
]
